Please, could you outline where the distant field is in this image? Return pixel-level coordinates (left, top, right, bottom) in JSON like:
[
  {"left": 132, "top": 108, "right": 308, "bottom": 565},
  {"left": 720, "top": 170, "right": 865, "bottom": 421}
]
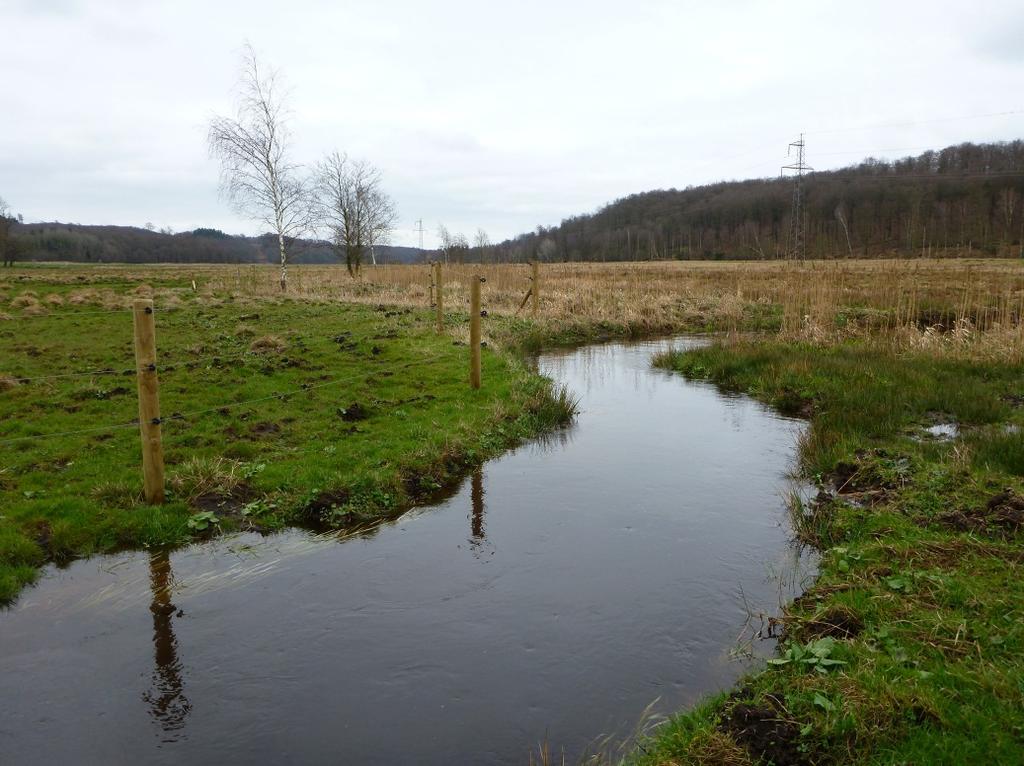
[{"left": 7, "top": 258, "right": 1024, "bottom": 354}]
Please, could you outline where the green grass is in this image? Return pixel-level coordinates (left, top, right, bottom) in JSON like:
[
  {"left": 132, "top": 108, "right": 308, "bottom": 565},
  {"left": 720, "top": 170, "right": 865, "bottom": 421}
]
[
  {"left": 0, "top": 281, "right": 575, "bottom": 604},
  {"left": 645, "top": 341, "right": 1024, "bottom": 765}
]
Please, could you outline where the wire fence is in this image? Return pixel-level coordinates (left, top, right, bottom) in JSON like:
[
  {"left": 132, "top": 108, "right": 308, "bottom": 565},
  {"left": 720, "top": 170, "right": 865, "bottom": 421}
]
[{"left": 7, "top": 328, "right": 341, "bottom": 385}]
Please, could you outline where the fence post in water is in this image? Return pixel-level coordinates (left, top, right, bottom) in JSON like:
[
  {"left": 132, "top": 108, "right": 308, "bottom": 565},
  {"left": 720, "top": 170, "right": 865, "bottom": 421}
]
[
  {"left": 531, "top": 260, "right": 540, "bottom": 317},
  {"left": 132, "top": 298, "right": 165, "bottom": 504},
  {"left": 470, "top": 275, "right": 484, "bottom": 389},
  {"left": 434, "top": 261, "right": 444, "bottom": 333}
]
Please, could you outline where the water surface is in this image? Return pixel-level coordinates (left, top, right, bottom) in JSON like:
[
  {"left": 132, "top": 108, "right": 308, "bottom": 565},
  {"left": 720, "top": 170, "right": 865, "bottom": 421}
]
[{"left": 0, "top": 337, "right": 812, "bottom": 765}]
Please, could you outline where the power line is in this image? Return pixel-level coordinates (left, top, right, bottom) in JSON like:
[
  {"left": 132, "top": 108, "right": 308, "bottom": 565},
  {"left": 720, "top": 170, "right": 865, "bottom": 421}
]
[{"left": 808, "top": 108, "right": 1024, "bottom": 136}]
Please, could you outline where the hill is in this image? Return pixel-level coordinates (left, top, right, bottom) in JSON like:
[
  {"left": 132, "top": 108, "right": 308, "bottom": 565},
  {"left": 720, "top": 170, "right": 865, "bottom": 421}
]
[
  {"left": 491, "top": 140, "right": 1024, "bottom": 262},
  {"left": 8, "top": 223, "right": 425, "bottom": 266}
]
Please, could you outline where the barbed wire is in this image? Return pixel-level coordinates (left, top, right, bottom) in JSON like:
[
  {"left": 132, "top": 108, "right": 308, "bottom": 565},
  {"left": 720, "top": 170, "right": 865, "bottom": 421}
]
[
  {"left": 0, "top": 419, "right": 141, "bottom": 446},
  {"left": 166, "top": 355, "right": 444, "bottom": 423},
  {"left": 5, "top": 329, "right": 372, "bottom": 384},
  {"left": 11, "top": 366, "right": 133, "bottom": 383},
  {"left": 0, "top": 304, "right": 198, "bottom": 320}
]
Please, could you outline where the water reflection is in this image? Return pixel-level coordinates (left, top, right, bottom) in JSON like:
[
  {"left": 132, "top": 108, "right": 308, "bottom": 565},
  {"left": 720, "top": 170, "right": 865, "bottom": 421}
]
[
  {"left": 529, "top": 422, "right": 576, "bottom": 454},
  {"left": 470, "top": 469, "right": 486, "bottom": 544},
  {"left": 143, "top": 551, "right": 191, "bottom": 739}
]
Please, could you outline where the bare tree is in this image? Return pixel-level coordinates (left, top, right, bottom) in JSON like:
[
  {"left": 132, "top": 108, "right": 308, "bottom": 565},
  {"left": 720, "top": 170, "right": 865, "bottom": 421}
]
[
  {"left": 365, "top": 181, "right": 398, "bottom": 267},
  {"left": 314, "top": 152, "right": 397, "bottom": 276},
  {"left": 208, "top": 45, "right": 310, "bottom": 291},
  {"left": 474, "top": 228, "right": 490, "bottom": 263},
  {"left": 834, "top": 203, "right": 854, "bottom": 257},
  {"left": 536, "top": 237, "right": 557, "bottom": 262},
  {"left": 453, "top": 233, "right": 470, "bottom": 263},
  {"left": 437, "top": 223, "right": 452, "bottom": 264},
  {"left": 0, "top": 197, "right": 18, "bottom": 267}
]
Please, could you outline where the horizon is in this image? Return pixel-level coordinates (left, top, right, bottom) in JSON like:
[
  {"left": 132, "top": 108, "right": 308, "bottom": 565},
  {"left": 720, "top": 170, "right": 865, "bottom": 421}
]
[{"left": 12, "top": 136, "right": 1024, "bottom": 250}]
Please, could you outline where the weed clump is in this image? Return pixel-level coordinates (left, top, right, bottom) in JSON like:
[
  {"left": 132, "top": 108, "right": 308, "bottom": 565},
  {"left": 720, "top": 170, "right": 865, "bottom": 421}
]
[
  {"left": 169, "top": 456, "right": 244, "bottom": 505},
  {"left": 10, "top": 294, "right": 39, "bottom": 309},
  {"left": 250, "top": 334, "right": 286, "bottom": 353}
]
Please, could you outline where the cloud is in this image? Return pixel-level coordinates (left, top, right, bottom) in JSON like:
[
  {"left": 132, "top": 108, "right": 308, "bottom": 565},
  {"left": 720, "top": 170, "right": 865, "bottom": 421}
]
[{"left": 1, "top": 0, "right": 1022, "bottom": 246}]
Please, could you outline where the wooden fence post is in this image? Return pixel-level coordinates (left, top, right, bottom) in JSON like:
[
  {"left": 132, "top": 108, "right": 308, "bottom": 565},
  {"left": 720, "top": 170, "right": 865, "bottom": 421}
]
[
  {"left": 470, "top": 275, "right": 484, "bottom": 389},
  {"left": 133, "top": 299, "right": 165, "bottom": 504},
  {"left": 531, "top": 260, "right": 540, "bottom": 317},
  {"left": 434, "top": 261, "right": 444, "bottom": 333}
]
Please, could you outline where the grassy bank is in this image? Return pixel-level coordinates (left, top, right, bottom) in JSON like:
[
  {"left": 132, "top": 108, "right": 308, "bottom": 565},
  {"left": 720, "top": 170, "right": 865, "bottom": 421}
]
[
  {"left": 644, "top": 341, "right": 1024, "bottom": 764},
  {"left": 0, "top": 283, "right": 575, "bottom": 604}
]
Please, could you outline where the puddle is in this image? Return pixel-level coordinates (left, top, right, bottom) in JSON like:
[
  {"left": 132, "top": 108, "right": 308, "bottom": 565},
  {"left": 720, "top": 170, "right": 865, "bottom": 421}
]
[
  {"left": 923, "top": 422, "right": 959, "bottom": 440},
  {"left": 0, "top": 337, "right": 815, "bottom": 765}
]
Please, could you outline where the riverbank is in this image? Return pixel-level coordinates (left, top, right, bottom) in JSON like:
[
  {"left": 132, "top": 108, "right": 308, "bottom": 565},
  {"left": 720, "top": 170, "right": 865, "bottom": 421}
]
[
  {"left": 0, "top": 287, "right": 576, "bottom": 604},
  {"left": 647, "top": 340, "right": 1024, "bottom": 764}
]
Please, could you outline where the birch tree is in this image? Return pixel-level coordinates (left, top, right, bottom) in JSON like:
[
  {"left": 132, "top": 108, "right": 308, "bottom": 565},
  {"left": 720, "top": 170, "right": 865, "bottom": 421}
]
[
  {"left": 314, "top": 152, "right": 397, "bottom": 276},
  {"left": 365, "top": 179, "right": 398, "bottom": 266},
  {"left": 208, "top": 46, "right": 310, "bottom": 290},
  {"left": 437, "top": 224, "right": 453, "bottom": 264}
]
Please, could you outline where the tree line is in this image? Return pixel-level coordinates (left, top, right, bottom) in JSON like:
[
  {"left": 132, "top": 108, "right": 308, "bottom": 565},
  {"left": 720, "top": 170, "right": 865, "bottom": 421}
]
[
  {"left": 0, "top": 221, "right": 421, "bottom": 266},
  {"left": 481, "top": 141, "right": 1024, "bottom": 263}
]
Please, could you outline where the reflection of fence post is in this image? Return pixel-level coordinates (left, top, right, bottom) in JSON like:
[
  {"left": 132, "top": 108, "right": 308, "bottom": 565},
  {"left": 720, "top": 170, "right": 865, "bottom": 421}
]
[
  {"left": 470, "top": 276, "right": 484, "bottom": 389},
  {"left": 133, "top": 299, "right": 165, "bottom": 504},
  {"left": 531, "top": 260, "right": 539, "bottom": 317},
  {"left": 434, "top": 262, "right": 444, "bottom": 333}
]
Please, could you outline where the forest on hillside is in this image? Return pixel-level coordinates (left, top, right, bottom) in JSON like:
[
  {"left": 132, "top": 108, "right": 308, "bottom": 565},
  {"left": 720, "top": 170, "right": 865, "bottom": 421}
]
[
  {"left": 489, "top": 140, "right": 1024, "bottom": 262},
  {"left": 2, "top": 223, "right": 423, "bottom": 266}
]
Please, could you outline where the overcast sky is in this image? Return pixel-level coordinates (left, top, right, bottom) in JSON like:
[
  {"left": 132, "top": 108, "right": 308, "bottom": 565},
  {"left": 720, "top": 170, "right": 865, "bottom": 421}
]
[{"left": 2, "top": 0, "right": 1023, "bottom": 247}]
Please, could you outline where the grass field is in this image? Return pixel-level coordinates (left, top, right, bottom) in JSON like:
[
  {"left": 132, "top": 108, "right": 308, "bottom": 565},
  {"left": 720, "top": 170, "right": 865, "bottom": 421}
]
[{"left": 0, "top": 270, "right": 575, "bottom": 603}]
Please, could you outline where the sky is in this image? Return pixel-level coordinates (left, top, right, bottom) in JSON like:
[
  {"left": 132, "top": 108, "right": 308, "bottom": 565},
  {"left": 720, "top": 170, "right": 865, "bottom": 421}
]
[{"left": 2, "top": 0, "right": 1023, "bottom": 248}]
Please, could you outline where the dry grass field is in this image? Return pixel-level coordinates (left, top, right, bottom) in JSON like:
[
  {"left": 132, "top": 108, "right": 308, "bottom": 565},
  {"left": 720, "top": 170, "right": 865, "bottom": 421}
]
[{"left": 5, "top": 258, "right": 1023, "bottom": 358}]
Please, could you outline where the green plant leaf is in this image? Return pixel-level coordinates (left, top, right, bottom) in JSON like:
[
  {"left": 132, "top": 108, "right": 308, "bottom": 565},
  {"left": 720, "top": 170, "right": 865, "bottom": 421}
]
[{"left": 813, "top": 693, "right": 836, "bottom": 712}]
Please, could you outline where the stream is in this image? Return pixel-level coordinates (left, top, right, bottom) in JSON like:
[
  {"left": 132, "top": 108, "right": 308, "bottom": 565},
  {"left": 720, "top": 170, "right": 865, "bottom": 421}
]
[{"left": 0, "top": 336, "right": 814, "bottom": 765}]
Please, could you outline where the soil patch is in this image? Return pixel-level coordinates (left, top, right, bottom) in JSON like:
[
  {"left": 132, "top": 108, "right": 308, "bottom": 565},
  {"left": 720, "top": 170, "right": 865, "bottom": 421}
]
[
  {"left": 792, "top": 604, "right": 864, "bottom": 641},
  {"left": 192, "top": 482, "right": 256, "bottom": 515},
  {"left": 338, "top": 402, "right": 370, "bottom": 422},
  {"left": 938, "top": 489, "right": 1024, "bottom": 536},
  {"left": 830, "top": 450, "right": 906, "bottom": 494},
  {"left": 720, "top": 695, "right": 811, "bottom": 766},
  {"left": 300, "top": 489, "right": 351, "bottom": 525},
  {"left": 249, "top": 421, "right": 281, "bottom": 438}
]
